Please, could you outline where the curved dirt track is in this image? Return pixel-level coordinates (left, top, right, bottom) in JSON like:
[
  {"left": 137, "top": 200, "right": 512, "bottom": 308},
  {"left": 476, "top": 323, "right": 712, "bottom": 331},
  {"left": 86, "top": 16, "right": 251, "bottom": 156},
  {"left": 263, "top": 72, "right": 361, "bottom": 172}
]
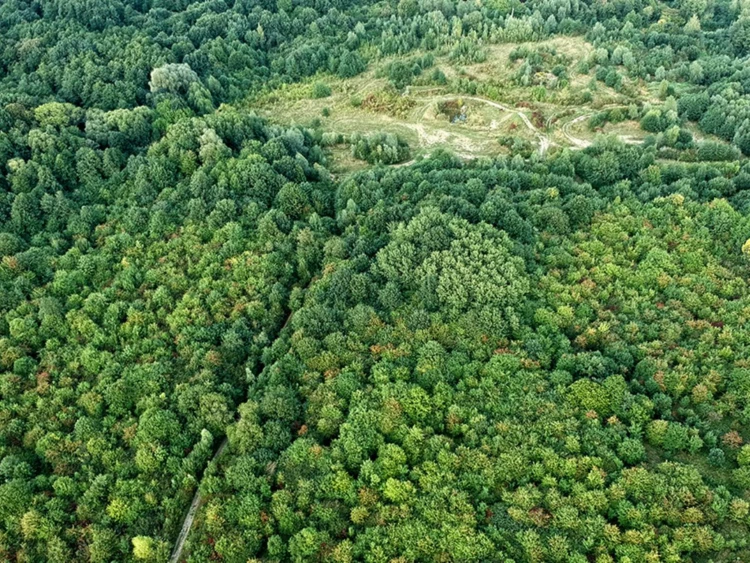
[
  {"left": 562, "top": 114, "right": 593, "bottom": 148},
  {"left": 430, "top": 95, "right": 557, "bottom": 154}
]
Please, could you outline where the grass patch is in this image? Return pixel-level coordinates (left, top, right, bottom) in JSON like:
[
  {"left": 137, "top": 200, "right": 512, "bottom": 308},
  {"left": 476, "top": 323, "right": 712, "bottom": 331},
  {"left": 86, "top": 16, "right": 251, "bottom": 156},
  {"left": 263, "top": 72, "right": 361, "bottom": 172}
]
[{"left": 247, "top": 36, "right": 664, "bottom": 172}]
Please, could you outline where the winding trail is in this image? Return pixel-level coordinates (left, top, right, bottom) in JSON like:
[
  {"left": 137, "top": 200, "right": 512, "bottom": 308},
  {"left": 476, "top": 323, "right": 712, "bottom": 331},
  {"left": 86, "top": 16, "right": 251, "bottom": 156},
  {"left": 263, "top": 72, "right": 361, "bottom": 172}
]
[
  {"left": 562, "top": 114, "right": 593, "bottom": 148},
  {"left": 399, "top": 93, "right": 558, "bottom": 155},
  {"left": 561, "top": 110, "right": 646, "bottom": 148},
  {"left": 389, "top": 95, "right": 564, "bottom": 164},
  {"left": 410, "top": 97, "right": 648, "bottom": 155},
  {"left": 442, "top": 95, "right": 557, "bottom": 155}
]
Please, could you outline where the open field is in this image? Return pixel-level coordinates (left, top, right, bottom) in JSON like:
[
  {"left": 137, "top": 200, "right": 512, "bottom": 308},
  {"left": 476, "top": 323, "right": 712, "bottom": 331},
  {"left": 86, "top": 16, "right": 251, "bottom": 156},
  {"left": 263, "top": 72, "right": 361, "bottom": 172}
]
[{"left": 246, "top": 37, "right": 650, "bottom": 171}]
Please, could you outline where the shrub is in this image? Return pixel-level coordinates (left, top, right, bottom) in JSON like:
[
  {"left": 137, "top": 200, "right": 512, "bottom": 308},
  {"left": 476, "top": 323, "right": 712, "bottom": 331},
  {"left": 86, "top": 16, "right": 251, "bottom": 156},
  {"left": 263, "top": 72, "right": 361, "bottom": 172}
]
[{"left": 311, "top": 82, "right": 332, "bottom": 99}]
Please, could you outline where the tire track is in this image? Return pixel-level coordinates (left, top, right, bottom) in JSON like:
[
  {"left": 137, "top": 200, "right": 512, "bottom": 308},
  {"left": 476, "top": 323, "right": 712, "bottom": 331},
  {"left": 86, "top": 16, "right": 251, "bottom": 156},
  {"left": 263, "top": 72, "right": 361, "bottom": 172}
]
[{"left": 432, "top": 95, "right": 557, "bottom": 154}]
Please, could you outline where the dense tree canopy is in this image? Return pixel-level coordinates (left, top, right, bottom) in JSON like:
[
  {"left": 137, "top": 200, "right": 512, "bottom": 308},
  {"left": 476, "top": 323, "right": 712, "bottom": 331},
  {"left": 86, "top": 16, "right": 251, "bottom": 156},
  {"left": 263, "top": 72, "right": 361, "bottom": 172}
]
[
  {"left": 181, "top": 149, "right": 750, "bottom": 562},
  {"left": 1, "top": 0, "right": 750, "bottom": 562}
]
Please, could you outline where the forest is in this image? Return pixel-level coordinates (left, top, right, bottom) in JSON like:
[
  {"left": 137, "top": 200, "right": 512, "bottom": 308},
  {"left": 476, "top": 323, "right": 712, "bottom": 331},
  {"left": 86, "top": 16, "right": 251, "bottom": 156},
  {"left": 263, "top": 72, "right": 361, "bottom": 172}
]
[{"left": 1, "top": 0, "right": 750, "bottom": 562}]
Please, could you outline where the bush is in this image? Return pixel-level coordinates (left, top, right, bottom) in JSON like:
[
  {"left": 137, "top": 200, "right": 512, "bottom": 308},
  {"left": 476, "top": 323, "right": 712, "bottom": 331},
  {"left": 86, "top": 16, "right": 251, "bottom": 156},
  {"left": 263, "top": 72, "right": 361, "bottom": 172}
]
[
  {"left": 678, "top": 93, "right": 710, "bottom": 121},
  {"left": 431, "top": 68, "right": 447, "bottom": 85},
  {"left": 311, "top": 82, "right": 332, "bottom": 99},
  {"left": 641, "top": 109, "right": 666, "bottom": 133},
  {"left": 337, "top": 51, "right": 365, "bottom": 78},
  {"left": 149, "top": 63, "right": 198, "bottom": 94},
  {"left": 618, "top": 438, "right": 646, "bottom": 465},
  {"left": 708, "top": 448, "right": 726, "bottom": 467},
  {"left": 320, "top": 131, "right": 343, "bottom": 146},
  {"left": 386, "top": 61, "right": 413, "bottom": 89}
]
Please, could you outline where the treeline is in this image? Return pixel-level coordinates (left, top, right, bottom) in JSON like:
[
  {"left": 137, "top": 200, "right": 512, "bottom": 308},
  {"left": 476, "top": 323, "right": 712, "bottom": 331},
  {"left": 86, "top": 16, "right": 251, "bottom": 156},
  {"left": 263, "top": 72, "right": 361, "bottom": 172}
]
[
  {"left": 0, "top": 0, "right": 368, "bottom": 111},
  {"left": 575, "top": 0, "right": 750, "bottom": 154}
]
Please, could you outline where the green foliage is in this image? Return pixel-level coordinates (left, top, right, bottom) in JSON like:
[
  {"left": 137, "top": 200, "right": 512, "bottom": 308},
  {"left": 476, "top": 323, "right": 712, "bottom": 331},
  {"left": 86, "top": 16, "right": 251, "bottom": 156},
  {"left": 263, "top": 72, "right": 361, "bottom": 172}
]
[
  {"left": 149, "top": 63, "right": 199, "bottom": 95},
  {"left": 641, "top": 109, "right": 667, "bottom": 132},
  {"left": 182, "top": 150, "right": 750, "bottom": 562},
  {"left": 379, "top": 54, "right": 435, "bottom": 90},
  {"left": 696, "top": 140, "right": 741, "bottom": 162},
  {"left": 0, "top": 102, "right": 334, "bottom": 560},
  {"left": 510, "top": 45, "right": 570, "bottom": 88},
  {"left": 311, "top": 82, "right": 332, "bottom": 99},
  {"left": 2, "top": 0, "right": 750, "bottom": 561},
  {"left": 350, "top": 132, "right": 411, "bottom": 164},
  {"left": 450, "top": 38, "right": 488, "bottom": 64}
]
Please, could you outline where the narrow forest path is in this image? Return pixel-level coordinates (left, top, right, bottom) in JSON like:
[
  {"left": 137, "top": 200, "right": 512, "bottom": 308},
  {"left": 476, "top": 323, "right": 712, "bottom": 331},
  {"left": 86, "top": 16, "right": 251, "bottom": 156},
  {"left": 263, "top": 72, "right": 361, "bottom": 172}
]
[
  {"left": 386, "top": 93, "right": 558, "bottom": 166},
  {"left": 458, "top": 96, "right": 555, "bottom": 153},
  {"left": 168, "top": 439, "right": 228, "bottom": 563},
  {"left": 561, "top": 111, "right": 647, "bottom": 148},
  {"left": 169, "top": 306, "right": 299, "bottom": 563}
]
